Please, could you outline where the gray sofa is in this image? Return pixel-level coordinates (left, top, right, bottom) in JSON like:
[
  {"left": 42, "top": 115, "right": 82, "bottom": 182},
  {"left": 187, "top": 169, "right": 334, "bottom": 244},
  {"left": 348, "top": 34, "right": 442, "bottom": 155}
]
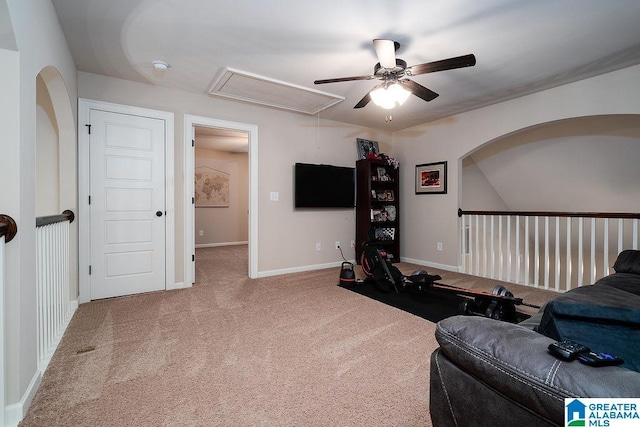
[{"left": 429, "top": 250, "right": 640, "bottom": 426}]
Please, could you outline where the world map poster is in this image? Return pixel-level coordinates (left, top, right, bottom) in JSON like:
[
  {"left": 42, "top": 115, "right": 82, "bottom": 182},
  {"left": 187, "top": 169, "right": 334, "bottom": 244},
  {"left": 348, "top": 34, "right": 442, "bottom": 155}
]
[{"left": 194, "top": 170, "right": 230, "bottom": 207}]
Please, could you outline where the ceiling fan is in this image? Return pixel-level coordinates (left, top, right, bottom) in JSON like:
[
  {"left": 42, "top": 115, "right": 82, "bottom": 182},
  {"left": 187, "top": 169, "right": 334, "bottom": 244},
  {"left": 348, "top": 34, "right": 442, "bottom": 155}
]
[{"left": 314, "top": 39, "right": 476, "bottom": 109}]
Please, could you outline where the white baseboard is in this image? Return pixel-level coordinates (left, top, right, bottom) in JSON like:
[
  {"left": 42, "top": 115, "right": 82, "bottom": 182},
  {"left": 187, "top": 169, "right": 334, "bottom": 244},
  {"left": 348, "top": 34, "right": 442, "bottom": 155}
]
[
  {"left": 195, "top": 241, "right": 248, "bottom": 249},
  {"left": 400, "top": 257, "right": 459, "bottom": 273},
  {"left": 4, "top": 370, "right": 41, "bottom": 427},
  {"left": 257, "top": 260, "right": 355, "bottom": 278}
]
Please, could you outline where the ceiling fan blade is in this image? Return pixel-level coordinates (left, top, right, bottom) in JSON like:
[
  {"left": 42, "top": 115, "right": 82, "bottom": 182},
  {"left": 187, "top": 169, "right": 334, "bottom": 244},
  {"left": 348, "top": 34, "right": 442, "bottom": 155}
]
[
  {"left": 407, "top": 54, "right": 476, "bottom": 76},
  {"left": 373, "top": 39, "right": 398, "bottom": 69},
  {"left": 400, "top": 79, "right": 439, "bottom": 102},
  {"left": 314, "top": 75, "right": 375, "bottom": 84},
  {"left": 354, "top": 83, "right": 384, "bottom": 109},
  {"left": 353, "top": 92, "right": 371, "bottom": 109}
]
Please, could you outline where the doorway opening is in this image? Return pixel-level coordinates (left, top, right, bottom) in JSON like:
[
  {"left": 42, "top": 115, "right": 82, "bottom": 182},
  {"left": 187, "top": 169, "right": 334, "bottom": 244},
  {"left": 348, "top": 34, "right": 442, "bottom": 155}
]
[
  {"left": 184, "top": 115, "right": 258, "bottom": 285},
  {"left": 194, "top": 127, "right": 249, "bottom": 283}
]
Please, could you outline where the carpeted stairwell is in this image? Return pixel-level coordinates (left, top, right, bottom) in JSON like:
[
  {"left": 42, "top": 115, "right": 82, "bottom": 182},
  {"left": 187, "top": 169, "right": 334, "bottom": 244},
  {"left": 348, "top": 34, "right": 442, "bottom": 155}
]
[{"left": 20, "top": 246, "right": 556, "bottom": 426}]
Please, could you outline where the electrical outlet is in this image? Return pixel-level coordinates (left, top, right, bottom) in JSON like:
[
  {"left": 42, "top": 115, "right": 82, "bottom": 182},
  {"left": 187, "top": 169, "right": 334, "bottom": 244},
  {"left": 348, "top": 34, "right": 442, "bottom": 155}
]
[
  {"left": 335, "top": 241, "right": 340, "bottom": 250},
  {"left": 351, "top": 240, "right": 355, "bottom": 248},
  {"left": 316, "top": 242, "right": 321, "bottom": 251},
  {"left": 437, "top": 241, "right": 443, "bottom": 251},
  {"left": 199, "top": 230, "right": 204, "bottom": 236}
]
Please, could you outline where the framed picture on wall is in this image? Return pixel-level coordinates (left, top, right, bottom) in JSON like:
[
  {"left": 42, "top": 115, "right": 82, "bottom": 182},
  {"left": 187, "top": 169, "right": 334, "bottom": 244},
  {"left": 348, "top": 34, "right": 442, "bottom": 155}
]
[
  {"left": 356, "top": 138, "right": 379, "bottom": 159},
  {"left": 194, "top": 167, "right": 230, "bottom": 207},
  {"left": 415, "top": 161, "right": 447, "bottom": 194}
]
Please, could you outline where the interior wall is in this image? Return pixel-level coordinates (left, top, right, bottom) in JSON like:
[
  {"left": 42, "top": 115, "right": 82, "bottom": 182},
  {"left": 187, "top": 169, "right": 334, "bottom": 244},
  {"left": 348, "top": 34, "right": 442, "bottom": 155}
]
[
  {"left": 392, "top": 64, "right": 640, "bottom": 271},
  {"left": 467, "top": 115, "right": 640, "bottom": 212},
  {"left": 460, "top": 157, "right": 508, "bottom": 211},
  {"left": 0, "top": 46, "right": 20, "bottom": 411},
  {"left": 35, "top": 73, "right": 60, "bottom": 216},
  {"left": 195, "top": 148, "right": 248, "bottom": 246},
  {"left": 5, "top": 0, "right": 78, "bottom": 412},
  {"left": 77, "top": 71, "right": 392, "bottom": 277}
]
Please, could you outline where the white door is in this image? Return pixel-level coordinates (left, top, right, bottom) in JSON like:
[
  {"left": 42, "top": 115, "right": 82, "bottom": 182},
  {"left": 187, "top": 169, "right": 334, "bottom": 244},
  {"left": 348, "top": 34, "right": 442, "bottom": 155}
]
[{"left": 89, "top": 109, "right": 166, "bottom": 299}]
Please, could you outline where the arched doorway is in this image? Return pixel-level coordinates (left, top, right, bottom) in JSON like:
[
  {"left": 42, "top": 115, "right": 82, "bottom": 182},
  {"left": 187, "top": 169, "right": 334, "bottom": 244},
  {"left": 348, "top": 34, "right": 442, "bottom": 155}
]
[
  {"left": 35, "top": 66, "right": 78, "bottom": 299},
  {"left": 459, "top": 115, "right": 640, "bottom": 287}
]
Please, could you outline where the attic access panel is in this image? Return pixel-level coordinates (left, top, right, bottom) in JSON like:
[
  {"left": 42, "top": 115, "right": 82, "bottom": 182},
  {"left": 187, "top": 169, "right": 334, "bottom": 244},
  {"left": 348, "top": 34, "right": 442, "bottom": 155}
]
[{"left": 209, "top": 68, "right": 344, "bottom": 115}]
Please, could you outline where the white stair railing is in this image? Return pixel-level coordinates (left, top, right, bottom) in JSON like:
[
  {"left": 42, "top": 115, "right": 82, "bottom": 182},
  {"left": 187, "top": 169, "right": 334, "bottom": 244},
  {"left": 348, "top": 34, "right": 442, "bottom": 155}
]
[
  {"left": 459, "top": 209, "right": 640, "bottom": 292},
  {"left": 35, "top": 210, "right": 76, "bottom": 371}
]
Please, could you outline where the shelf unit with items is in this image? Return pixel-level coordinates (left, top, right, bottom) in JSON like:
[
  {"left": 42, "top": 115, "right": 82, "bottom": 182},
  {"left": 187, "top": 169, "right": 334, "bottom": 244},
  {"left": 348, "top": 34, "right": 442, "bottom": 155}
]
[{"left": 355, "top": 158, "right": 400, "bottom": 263}]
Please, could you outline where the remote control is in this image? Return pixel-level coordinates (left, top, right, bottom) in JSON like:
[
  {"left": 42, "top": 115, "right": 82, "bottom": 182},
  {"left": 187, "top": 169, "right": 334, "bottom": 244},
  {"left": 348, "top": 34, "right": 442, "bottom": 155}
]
[
  {"left": 548, "top": 340, "right": 590, "bottom": 360},
  {"left": 577, "top": 351, "right": 624, "bottom": 367}
]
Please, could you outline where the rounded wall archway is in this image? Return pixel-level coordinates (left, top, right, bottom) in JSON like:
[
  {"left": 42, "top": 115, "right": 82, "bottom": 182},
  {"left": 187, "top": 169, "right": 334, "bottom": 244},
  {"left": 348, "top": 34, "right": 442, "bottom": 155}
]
[
  {"left": 458, "top": 114, "right": 640, "bottom": 288},
  {"left": 36, "top": 66, "right": 76, "bottom": 216},
  {"left": 35, "top": 65, "right": 78, "bottom": 297},
  {"left": 460, "top": 114, "right": 640, "bottom": 213}
]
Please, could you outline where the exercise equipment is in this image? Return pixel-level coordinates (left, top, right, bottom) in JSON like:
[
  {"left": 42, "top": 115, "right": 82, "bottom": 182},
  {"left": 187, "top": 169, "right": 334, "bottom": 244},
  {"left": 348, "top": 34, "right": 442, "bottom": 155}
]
[
  {"left": 360, "top": 242, "right": 540, "bottom": 322},
  {"left": 339, "top": 261, "right": 356, "bottom": 287}
]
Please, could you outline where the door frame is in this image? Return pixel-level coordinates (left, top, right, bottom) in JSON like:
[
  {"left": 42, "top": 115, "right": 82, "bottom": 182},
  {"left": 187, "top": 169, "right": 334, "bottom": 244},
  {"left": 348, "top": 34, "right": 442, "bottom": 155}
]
[
  {"left": 184, "top": 115, "right": 258, "bottom": 284},
  {"left": 78, "top": 99, "right": 175, "bottom": 303}
]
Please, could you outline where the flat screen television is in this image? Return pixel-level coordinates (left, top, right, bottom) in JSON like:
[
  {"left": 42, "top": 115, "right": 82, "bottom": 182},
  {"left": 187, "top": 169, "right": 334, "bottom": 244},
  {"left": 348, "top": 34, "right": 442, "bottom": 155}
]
[{"left": 294, "top": 163, "right": 355, "bottom": 208}]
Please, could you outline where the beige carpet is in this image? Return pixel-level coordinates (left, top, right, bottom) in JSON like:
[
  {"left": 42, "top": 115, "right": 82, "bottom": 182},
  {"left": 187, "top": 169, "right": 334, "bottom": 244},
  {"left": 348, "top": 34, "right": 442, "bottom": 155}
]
[{"left": 20, "top": 246, "right": 557, "bottom": 426}]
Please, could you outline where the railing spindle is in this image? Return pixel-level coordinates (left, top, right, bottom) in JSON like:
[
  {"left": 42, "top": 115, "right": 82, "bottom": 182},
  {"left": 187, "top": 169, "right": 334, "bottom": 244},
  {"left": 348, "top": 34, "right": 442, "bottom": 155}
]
[
  {"left": 566, "top": 217, "right": 572, "bottom": 292},
  {"left": 578, "top": 218, "right": 584, "bottom": 287},
  {"left": 498, "top": 215, "right": 503, "bottom": 280},
  {"left": 534, "top": 216, "right": 539, "bottom": 287},
  {"left": 544, "top": 216, "right": 549, "bottom": 289},
  {"left": 515, "top": 216, "right": 520, "bottom": 284},
  {"left": 555, "top": 217, "right": 560, "bottom": 292},
  {"left": 461, "top": 214, "right": 466, "bottom": 273},
  {"left": 482, "top": 215, "right": 487, "bottom": 277},
  {"left": 604, "top": 218, "right": 609, "bottom": 277},
  {"left": 590, "top": 218, "right": 596, "bottom": 284},
  {"left": 524, "top": 217, "right": 530, "bottom": 286},
  {"left": 489, "top": 215, "right": 496, "bottom": 279},
  {"left": 618, "top": 219, "right": 624, "bottom": 255},
  {"left": 507, "top": 215, "right": 511, "bottom": 282},
  {"left": 475, "top": 215, "right": 480, "bottom": 276}
]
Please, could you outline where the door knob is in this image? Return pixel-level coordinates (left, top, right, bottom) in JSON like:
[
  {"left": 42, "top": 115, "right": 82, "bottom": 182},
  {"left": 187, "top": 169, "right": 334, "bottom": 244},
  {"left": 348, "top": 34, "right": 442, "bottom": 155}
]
[{"left": 156, "top": 211, "right": 163, "bottom": 217}]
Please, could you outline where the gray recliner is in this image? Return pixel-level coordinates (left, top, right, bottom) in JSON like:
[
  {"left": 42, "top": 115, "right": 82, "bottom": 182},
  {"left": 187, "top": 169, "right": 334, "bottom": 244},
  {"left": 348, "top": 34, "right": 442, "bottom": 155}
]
[{"left": 429, "top": 250, "right": 640, "bottom": 426}]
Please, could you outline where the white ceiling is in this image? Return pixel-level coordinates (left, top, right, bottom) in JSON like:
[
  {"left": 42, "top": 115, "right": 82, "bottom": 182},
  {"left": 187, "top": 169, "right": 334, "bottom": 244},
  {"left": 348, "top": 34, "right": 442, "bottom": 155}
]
[{"left": 51, "top": 0, "right": 640, "bottom": 132}]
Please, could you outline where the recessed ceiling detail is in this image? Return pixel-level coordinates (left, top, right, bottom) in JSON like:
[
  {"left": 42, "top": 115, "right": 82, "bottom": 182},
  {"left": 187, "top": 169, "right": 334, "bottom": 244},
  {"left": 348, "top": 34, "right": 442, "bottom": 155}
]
[{"left": 208, "top": 68, "right": 344, "bottom": 115}]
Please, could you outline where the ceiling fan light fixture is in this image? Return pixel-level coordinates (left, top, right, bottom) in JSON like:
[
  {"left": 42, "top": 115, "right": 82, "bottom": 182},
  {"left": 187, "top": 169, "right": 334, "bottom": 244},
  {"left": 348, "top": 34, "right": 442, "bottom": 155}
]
[
  {"left": 370, "top": 86, "right": 393, "bottom": 109},
  {"left": 370, "top": 82, "right": 410, "bottom": 109},
  {"left": 389, "top": 83, "right": 410, "bottom": 105}
]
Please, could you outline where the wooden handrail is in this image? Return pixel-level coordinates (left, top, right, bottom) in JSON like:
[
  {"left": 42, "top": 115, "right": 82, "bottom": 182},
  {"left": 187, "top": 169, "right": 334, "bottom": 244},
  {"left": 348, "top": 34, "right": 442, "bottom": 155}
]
[
  {"left": 0, "top": 214, "right": 17, "bottom": 243},
  {"left": 458, "top": 208, "right": 640, "bottom": 219},
  {"left": 36, "top": 210, "right": 75, "bottom": 228}
]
